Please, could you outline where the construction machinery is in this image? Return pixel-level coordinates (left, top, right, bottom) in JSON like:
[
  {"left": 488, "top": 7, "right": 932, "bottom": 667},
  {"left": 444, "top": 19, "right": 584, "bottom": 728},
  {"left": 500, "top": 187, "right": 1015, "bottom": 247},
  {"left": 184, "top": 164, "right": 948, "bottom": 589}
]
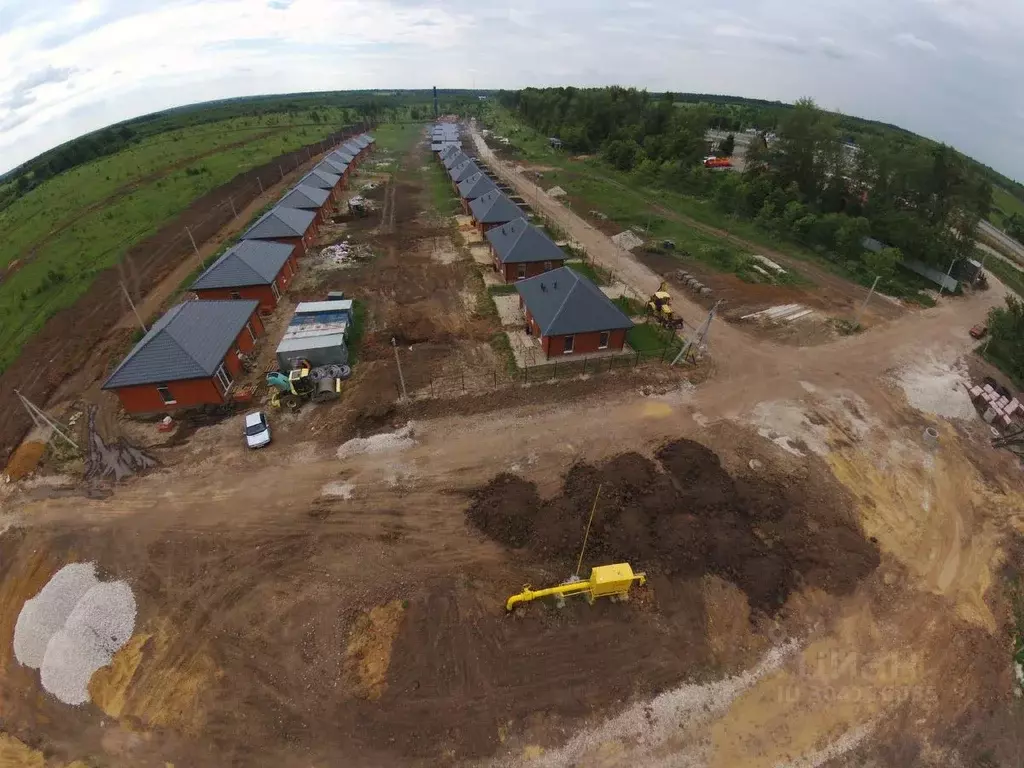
[
  {"left": 646, "top": 281, "right": 685, "bottom": 329},
  {"left": 505, "top": 563, "right": 646, "bottom": 611},
  {"left": 266, "top": 363, "right": 342, "bottom": 411}
]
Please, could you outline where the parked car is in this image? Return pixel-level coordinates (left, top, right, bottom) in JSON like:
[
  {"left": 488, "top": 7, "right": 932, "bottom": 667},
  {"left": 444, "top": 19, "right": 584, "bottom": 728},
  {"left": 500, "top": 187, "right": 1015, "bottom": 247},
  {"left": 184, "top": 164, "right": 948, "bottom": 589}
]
[
  {"left": 244, "top": 411, "right": 271, "bottom": 449},
  {"left": 970, "top": 323, "right": 988, "bottom": 339}
]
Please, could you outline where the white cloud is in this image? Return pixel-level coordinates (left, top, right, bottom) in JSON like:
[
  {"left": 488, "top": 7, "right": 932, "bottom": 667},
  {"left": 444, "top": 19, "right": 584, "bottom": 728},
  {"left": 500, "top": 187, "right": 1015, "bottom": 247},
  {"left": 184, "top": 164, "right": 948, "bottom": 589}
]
[
  {"left": 893, "top": 31, "right": 938, "bottom": 51},
  {"left": 1, "top": 0, "right": 1024, "bottom": 180}
]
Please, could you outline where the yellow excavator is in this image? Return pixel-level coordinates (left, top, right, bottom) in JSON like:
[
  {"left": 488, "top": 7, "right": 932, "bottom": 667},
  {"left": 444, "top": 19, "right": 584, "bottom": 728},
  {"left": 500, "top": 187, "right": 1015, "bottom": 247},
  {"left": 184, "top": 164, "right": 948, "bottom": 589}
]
[
  {"left": 646, "top": 281, "right": 684, "bottom": 329},
  {"left": 505, "top": 563, "right": 646, "bottom": 611}
]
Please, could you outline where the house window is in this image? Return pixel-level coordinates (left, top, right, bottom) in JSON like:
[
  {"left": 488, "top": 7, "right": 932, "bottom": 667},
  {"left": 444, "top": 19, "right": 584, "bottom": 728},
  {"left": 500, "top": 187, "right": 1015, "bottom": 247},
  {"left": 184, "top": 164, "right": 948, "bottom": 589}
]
[
  {"left": 563, "top": 335, "right": 575, "bottom": 354},
  {"left": 229, "top": 290, "right": 242, "bottom": 300},
  {"left": 214, "top": 363, "right": 233, "bottom": 396},
  {"left": 245, "top": 322, "right": 257, "bottom": 344},
  {"left": 271, "top": 281, "right": 281, "bottom": 300},
  {"left": 599, "top": 331, "right": 610, "bottom": 349},
  {"left": 544, "top": 261, "right": 552, "bottom": 271},
  {"left": 517, "top": 263, "right": 527, "bottom": 279},
  {"left": 157, "top": 386, "right": 176, "bottom": 405}
]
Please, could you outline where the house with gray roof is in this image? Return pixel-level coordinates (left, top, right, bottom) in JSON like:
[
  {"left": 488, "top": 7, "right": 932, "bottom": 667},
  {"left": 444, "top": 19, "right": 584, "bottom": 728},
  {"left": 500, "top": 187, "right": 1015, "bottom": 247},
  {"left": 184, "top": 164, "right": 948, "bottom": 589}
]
[
  {"left": 438, "top": 144, "right": 461, "bottom": 162},
  {"left": 449, "top": 158, "right": 481, "bottom": 185},
  {"left": 469, "top": 190, "right": 524, "bottom": 233},
  {"left": 319, "top": 156, "right": 348, "bottom": 177},
  {"left": 278, "top": 184, "right": 331, "bottom": 223},
  {"left": 341, "top": 139, "right": 363, "bottom": 158},
  {"left": 515, "top": 267, "right": 633, "bottom": 359},
  {"left": 456, "top": 171, "right": 497, "bottom": 210},
  {"left": 240, "top": 206, "right": 317, "bottom": 255},
  {"left": 298, "top": 168, "right": 342, "bottom": 205},
  {"left": 443, "top": 150, "right": 469, "bottom": 170},
  {"left": 485, "top": 218, "right": 566, "bottom": 282},
  {"left": 103, "top": 300, "right": 265, "bottom": 414},
  {"left": 330, "top": 149, "right": 355, "bottom": 166},
  {"left": 191, "top": 240, "right": 298, "bottom": 311}
]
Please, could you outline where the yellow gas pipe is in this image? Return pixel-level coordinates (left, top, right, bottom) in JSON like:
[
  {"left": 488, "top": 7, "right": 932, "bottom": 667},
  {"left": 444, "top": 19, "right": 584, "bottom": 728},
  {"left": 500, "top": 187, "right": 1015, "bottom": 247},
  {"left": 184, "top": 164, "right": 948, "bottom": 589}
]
[{"left": 505, "top": 564, "right": 646, "bottom": 611}]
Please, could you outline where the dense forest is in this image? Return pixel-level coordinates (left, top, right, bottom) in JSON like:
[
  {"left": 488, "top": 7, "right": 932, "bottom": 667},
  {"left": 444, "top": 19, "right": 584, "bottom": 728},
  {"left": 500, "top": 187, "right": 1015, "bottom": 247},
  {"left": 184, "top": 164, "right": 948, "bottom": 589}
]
[{"left": 501, "top": 87, "right": 994, "bottom": 284}]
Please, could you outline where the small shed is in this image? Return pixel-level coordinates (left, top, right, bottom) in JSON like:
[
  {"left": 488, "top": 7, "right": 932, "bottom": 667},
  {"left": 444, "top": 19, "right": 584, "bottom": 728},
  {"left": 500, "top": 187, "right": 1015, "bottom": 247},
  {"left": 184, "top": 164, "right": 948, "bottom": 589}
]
[{"left": 276, "top": 299, "right": 353, "bottom": 369}]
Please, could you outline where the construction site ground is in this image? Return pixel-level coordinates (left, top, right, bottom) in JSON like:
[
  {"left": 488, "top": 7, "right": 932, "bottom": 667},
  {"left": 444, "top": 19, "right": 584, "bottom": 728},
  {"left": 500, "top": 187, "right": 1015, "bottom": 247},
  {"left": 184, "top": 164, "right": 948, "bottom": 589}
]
[{"left": 2, "top": 126, "right": 1024, "bottom": 767}]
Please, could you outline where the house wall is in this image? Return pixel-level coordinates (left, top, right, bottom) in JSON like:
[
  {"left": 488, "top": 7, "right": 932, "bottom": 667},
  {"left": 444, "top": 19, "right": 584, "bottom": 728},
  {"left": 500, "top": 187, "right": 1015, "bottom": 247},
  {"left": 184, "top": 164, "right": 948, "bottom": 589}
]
[
  {"left": 522, "top": 306, "right": 626, "bottom": 359},
  {"left": 477, "top": 219, "right": 510, "bottom": 235},
  {"left": 112, "top": 309, "right": 265, "bottom": 414},
  {"left": 496, "top": 259, "right": 564, "bottom": 283}
]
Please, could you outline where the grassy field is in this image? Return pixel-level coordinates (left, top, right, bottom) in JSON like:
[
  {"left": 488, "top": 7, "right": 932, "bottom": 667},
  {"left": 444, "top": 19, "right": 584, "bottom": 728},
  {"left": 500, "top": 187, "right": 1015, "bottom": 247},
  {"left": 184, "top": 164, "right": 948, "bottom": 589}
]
[
  {"left": 989, "top": 186, "right": 1024, "bottom": 231},
  {"left": 0, "top": 108, "right": 361, "bottom": 372},
  {"left": 627, "top": 321, "right": 682, "bottom": 354}
]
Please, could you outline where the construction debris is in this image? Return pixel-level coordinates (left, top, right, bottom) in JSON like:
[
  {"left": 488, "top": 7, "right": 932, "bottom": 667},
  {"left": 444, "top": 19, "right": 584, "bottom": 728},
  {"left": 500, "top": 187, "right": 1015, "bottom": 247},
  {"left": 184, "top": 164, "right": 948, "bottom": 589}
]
[
  {"left": 84, "top": 407, "right": 157, "bottom": 482},
  {"left": 547, "top": 186, "right": 567, "bottom": 198},
  {"left": 741, "top": 304, "right": 816, "bottom": 324},
  {"left": 611, "top": 230, "right": 644, "bottom": 251}
]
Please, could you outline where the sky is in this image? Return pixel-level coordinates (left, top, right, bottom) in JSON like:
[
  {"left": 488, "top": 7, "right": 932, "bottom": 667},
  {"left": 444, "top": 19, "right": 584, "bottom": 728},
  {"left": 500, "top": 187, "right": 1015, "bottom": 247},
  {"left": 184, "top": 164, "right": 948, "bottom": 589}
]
[{"left": 2, "top": 0, "right": 1024, "bottom": 179}]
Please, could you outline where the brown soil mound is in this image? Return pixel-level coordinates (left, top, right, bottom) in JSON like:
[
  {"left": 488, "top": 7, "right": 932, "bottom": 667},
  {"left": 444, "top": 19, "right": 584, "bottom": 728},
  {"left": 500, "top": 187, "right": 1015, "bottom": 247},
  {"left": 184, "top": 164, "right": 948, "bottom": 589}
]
[{"left": 467, "top": 439, "right": 879, "bottom": 614}]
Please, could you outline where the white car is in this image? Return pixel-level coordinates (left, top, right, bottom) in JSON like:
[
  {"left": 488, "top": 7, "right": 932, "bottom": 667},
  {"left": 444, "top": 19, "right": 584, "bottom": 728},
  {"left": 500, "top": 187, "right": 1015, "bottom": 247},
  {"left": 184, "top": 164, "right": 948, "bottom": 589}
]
[{"left": 244, "top": 411, "right": 271, "bottom": 449}]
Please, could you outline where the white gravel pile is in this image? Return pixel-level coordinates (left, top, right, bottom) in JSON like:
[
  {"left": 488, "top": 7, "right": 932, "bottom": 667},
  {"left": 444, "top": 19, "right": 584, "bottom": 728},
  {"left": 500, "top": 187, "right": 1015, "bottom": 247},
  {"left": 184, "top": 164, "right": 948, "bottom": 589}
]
[
  {"left": 14, "top": 563, "right": 99, "bottom": 668},
  {"left": 896, "top": 356, "right": 975, "bottom": 419},
  {"left": 13, "top": 564, "right": 136, "bottom": 706},
  {"left": 611, "top": 230, "right": 645, "bottom": 251},
  {"left": 546, "top": 185, "right": 566, "bottom": 198},
  {"left": 337, "top": 423, "right": 416, "bottom": 459}
]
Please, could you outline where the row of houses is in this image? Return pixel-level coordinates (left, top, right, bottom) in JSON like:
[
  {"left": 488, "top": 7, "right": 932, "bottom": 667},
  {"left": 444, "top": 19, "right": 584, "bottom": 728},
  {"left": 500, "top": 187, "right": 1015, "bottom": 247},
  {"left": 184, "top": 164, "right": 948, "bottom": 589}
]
[
  {"left": 431, "top": 123, "right": 634, "bottom": 360},
  {"left": 102, "top": 131, "right": 376, "bottom": 414}
]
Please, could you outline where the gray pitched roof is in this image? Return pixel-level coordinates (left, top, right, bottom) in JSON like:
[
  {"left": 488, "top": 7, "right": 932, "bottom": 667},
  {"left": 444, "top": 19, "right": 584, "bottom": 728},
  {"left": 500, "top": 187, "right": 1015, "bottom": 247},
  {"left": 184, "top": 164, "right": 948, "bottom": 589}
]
[
  {"left": 486, "top": 218, "right": 567, "bottom": 264},
  {"left": 300, "top": 168, "right": 340, "bottom": 190},
  {"left": 353, "top": 135, "right": 371, "bottom": 148},
  {"left": 439, "top": 144, "right": 461, "bottom": 160},
  {"left": 191, "top": 241, "right": 295, "bottom": 290},
  {"left": 443, "top": 151, "right": 469, "bottom": 170},
  {"left": 242, "top": 206, "right": 316, "bottom": 240},
  {"left": 278, "top": 184, "right": 330, "bottom": 210},
  {"left": 450, "top": 159, "right": 480, "bottom": 183},
  {"left": 103, "top": 300, "right": 260, "bottom": 389},
  {"left": 341, "top": 140, "right": 361, "bottom": 155},
  {"left": 329, "top": 149, "right": 354, "bottom": 164},
  {"left": 319, "top": 156, "right": 348, "bottom": 175},
  {"left": 364, "top": 134, "right": 375, "bottom": 144},
  {"left": 457, "top": 171, "right": 497, "bottom": 200},
  {"left": 515, "top": 267, "right": 633, "bottom": 336},
  {"left": 469, "top": 190, "right": 522, "bottom": 224}
]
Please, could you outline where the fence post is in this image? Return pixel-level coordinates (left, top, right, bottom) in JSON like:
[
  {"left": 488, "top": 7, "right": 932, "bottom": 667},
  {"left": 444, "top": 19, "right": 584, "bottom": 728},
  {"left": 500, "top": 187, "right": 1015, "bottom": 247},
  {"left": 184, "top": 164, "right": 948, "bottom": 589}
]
[
  {"left": 635, "top": 350, "right": 641, "bottom": 368},
  {"left": 279, "top": 165, "right": 284, "bottom": 180},
  {"left": 462, "top": 370, "right": 465, "bottom": 392},
  {"left": 430, "top": 377, "right": 434, "bottom": 398},
  {"left": 493, "top": 370, "right": 497, "bottom": 389},
  {"left": 582, "top": 357, "right": 588, "bottom": 375},
  {"left": 608, "top": 357, "right": 614, "bottom": 373}
]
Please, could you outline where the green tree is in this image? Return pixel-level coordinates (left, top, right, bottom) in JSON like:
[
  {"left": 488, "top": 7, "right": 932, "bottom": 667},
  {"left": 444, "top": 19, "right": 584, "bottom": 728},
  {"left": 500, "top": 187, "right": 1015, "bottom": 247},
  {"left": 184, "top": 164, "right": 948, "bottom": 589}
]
[
  {"left": 987, "top": 295, "right": 1024, "bottom": 381},
  {"left": 719, "top": 133, "right": 735, "bottom": 157},
  {"left": 864, "top": 246, "right": 902, "bottom": 278}
]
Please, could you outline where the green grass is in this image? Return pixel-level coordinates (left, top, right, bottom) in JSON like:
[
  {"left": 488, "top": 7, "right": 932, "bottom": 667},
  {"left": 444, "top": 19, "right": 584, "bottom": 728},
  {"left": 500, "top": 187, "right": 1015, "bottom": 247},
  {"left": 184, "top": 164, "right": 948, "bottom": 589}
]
[
  {"left": 613, "top": 295, "right": 645, "bottom": 316},
  {"left": 989, "top": 186, "right": 1024, "bottom": 231},
  {"left": 0, "top": 108, "right": 361, "bottom": 373},
  {"left": 566, "top": 260, "right": 608, "bottom": 285},
  {"left": 489, "top": 332, "right": 518, "bottom": 374},
  {"left": 371, "top": 122, "right": 425, "bottom": 153},
  {"left": 423, "top": 154, "right": 461, "bottom": 218},
  {"left": 487, "top": 284, "right": 518, "bottom": 296},
  {"left": 983, "top": 252, "right": 1024, "bottom": 297},
  {"left": 627, "top": 322, "right": 682, "bottom": 354},
  {"left": 347, "top": 299, "right": 367, "bottom": 365}
]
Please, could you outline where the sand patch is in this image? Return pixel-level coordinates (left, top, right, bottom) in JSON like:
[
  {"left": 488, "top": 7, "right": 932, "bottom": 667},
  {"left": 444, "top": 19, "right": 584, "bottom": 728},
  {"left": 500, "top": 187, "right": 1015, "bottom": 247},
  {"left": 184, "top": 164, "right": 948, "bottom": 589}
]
[{"left": 344, "top": 600, "right": 405, "bottom": 701}]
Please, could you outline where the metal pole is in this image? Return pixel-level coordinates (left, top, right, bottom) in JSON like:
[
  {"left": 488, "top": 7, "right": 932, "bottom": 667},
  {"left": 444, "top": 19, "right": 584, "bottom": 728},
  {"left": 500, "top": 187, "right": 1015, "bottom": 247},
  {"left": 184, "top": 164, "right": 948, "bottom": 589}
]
[
  {"left": 14, "top": 390, "right": 79, "bottom": 450},
  {"left": 391, "top": 337, "right": 408, "bottom": 400},
  {"left": 186, "top": 226, "right": 201, "bottom": 260},
  {"left": 119, "top": 282, "right": 148, "bottom": 333},
  {"left": 258, "top": 177, "right": 264, "bottom": 194},
  {"left": 853, "top": 275, "right": 880, "bottom": 328},
  {"left": 938, "top": 257, "right": 957, "bottom": 297},
  {"left": 279, "top": 165, "right": 285, "bottom": 181},
  {"left": 575, "top": 484, "right": 603, "bottom": 577},
  {"left": 229, "top": 197, "right": 237, "bottom": 217}
]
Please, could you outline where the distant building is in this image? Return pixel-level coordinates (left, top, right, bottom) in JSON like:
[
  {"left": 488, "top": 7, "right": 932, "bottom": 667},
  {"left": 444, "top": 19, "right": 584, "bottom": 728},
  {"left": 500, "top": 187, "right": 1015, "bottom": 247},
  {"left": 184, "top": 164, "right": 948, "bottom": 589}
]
[
  {"left": 103, "top": 300, "right": 264, "bottom": 414},
  {"left": 515, "top": 267, "right": 633, "bottom": 358}
]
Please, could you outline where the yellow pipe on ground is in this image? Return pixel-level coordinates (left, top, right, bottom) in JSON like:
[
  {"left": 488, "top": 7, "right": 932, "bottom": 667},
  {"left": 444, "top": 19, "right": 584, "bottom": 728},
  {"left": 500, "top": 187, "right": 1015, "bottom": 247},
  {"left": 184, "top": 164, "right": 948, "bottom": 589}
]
[
  {"left": 505, "top": 564, "right": 646, "bottom": 611},
  {"left": 505, "top": 581, "right": 591, "bottom": 611}
]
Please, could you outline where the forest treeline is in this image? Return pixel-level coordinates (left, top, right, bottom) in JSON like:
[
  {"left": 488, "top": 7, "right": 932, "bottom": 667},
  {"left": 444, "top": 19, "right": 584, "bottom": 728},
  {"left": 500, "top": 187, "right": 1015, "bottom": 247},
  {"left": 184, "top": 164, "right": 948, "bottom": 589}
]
[{"left": 500, "top": 87, "right": 994, "bottom": 282}]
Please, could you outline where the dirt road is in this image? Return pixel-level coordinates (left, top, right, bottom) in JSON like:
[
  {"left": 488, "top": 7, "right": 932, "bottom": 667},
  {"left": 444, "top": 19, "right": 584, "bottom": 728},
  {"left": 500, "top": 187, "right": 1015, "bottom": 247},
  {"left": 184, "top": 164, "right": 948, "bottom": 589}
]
[{"left": 1, "top": 127, "right": 1023, "bottom": 767}]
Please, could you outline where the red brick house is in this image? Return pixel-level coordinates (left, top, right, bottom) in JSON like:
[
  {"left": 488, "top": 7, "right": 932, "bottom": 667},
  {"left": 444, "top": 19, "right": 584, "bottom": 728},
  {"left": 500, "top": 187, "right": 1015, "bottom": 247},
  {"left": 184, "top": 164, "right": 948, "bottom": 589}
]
[
  {"left": 103, "top": 300, "right": 265, "bottom": 414},
  {"left": 515, "top": 267, "right": 633, "bottom": 358},
  {"left": 299, "top": 168, "right": 342, "bottom": 207},
  {"left": 240, "top": 206, "right": 317, "bottom": 256},
  {"left": 449, "top": 158, "right": 479, "bottom": 189},
  {"left": 191, "top": 241, "right": 298, "bottom": 312},
  {"left": 469, "top": 190, "right": 523, "bottom": 234},
  {"left": 278, "top": 184, "right": 332, "bottom": 225},
  {"left": 486, "top": 217, "right": 566, "bottom": 282},
  {"left": 456, "top": 171, "right": 497, "bottom": 213}
]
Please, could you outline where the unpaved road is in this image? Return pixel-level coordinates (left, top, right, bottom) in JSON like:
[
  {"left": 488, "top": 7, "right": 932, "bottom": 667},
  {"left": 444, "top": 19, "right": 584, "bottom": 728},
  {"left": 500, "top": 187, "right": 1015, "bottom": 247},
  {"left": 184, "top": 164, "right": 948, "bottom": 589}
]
[{"left": 1, "top": 127, "right": 1023, "bottom": 767}]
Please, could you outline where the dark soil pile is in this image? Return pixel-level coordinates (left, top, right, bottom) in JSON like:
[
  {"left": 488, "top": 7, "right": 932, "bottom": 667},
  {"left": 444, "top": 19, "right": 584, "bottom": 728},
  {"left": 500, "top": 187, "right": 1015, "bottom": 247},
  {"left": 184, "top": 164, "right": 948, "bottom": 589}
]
[{"left": 467, "top": 439, "right": 879, "bottom": 614}]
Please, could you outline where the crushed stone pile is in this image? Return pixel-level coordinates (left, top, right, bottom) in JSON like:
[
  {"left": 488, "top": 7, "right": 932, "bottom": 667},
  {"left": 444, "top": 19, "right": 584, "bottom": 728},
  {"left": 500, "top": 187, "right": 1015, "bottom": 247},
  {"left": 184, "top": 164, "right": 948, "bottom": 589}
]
[
  {"left": 337, "top": 423, "right": 416, "bottom": 459},
  {"left": 896, "top": 355, "right": 975, "bottom": 419},
  {"left": 14, "top": 563, "right": 99, "bottom": 668},
  {"left": 546, "top": 185, "right": 567, "bottom": 198},
  {"left": 611, "top": 230, "right": 645, "bottom": 251},
  {"left": 13, "top": 563, "right": 137, "bottom": 705}
]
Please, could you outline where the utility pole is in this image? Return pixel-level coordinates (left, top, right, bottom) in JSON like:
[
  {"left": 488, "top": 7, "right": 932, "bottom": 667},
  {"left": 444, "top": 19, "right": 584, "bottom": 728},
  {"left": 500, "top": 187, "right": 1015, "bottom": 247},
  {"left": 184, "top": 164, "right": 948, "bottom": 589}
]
[
  {"left": 257, "top": 176, "right": 264, "bottom": 194},
  {"left": 938, "top": 257, "right": 957, "bottom": 297},
  {"left": 186, "top": 226, "right": 200, "bottom": 261},
  {"left": 14, "top": 390, "right": 79, "bottom": 451},
  {"left": 391, "top": 337, "right": 408, "bottom": 400},
  {"left": 228, "top": 197, "right": 237, "bottom": 218},
  {"left": 119, "top": 282, "right": 148, "bottom": 333},
  {"left": 673, "top": 299, "right": 723, "bottom": 366},
  {"left": 853, "top": 275, "right": 880, "bottom": 328}
]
